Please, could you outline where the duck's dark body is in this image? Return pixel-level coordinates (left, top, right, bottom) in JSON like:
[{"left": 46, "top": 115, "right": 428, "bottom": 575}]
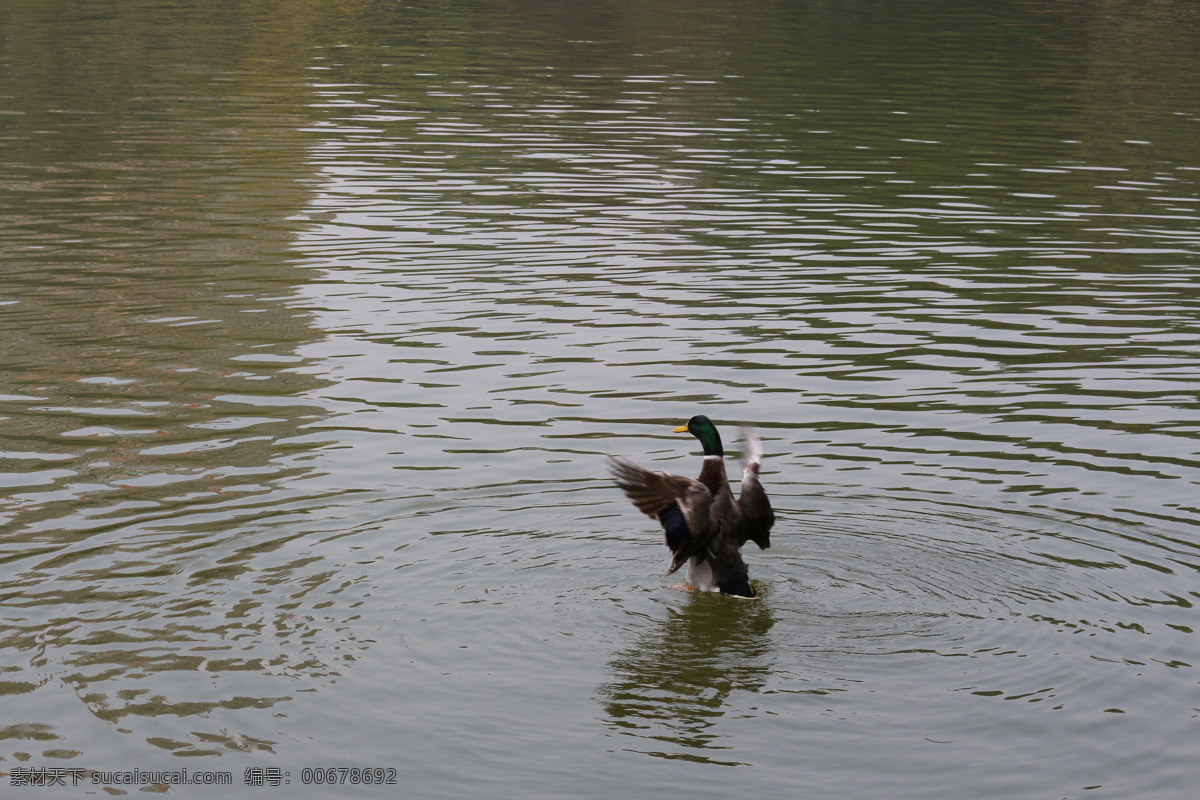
[{"left": 610, "top": 415, "right": 774, "bottom": 598}]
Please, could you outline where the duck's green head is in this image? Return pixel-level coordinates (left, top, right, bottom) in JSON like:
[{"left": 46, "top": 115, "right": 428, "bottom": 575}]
[{"left": 674, "top": 415, "right": 723, "bottom": 456}]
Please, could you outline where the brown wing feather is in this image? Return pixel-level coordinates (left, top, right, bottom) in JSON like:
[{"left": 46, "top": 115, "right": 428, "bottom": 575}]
[
  {"left": 609, "top": 457, "right": 715, "bottom": 573},
  {"left": 736, "top": 428, "right": 774, "bottom": 550},
  {"left": 737, "top": 461, "right": 774, "bottom": 549},
  {"left": 609, "top": 458, "right": 698, "bottom": 517}
]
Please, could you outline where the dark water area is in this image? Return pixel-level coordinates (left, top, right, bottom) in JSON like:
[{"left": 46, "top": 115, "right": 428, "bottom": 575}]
[{"left": 2, "top": 1, "right": 1199, "bottom": 797}]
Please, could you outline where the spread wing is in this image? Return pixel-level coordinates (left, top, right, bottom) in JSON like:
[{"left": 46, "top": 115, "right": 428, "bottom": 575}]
[
  {"left": 736, "top": 427, "right": 774, "bottom": 550},
  {"left": 609, "top": 457, "right": 716, "bottom": 574}
]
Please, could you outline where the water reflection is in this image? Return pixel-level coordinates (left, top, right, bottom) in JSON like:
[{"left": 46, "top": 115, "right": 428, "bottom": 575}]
[
  {"left": 600, "top": 593, "right": 775, "bottom": 765},
  {"left": 0, "top": 0, "right": 352, "bottom": 769}
]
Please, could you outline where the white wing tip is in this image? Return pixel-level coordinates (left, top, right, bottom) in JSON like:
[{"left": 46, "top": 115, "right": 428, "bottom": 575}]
[{"left": 740, "top": 426, "right": 763, "bottom": 468}]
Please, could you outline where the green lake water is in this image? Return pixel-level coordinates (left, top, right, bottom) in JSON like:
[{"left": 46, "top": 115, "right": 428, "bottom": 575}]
[{"left": 2, "top": 1, "right": 1199, "bottom": 797}]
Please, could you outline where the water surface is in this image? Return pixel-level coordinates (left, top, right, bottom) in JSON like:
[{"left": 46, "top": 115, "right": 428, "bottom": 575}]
[{"left": 2, "top": 1, "right": 1199, "bottom": 798}]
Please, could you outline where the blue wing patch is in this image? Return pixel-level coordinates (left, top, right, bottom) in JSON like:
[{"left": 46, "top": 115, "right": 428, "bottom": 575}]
[{"left": 657, "top": 504, "right": 690, "bottom": 552}]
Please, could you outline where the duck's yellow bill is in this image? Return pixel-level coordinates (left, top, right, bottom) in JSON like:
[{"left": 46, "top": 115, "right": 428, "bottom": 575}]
[{"left": 672, "top": 423, "right": 689, "bottom": 433}]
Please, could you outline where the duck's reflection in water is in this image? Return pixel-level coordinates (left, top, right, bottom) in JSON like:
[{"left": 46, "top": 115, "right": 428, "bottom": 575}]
[{"left": 599, "top": 591, "right": 776, "bottom": 764}]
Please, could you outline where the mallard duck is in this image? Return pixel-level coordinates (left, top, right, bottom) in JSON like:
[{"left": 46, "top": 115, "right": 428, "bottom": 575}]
[{"left": 610, "top": 415, "right": 774, "bottom": 598}]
